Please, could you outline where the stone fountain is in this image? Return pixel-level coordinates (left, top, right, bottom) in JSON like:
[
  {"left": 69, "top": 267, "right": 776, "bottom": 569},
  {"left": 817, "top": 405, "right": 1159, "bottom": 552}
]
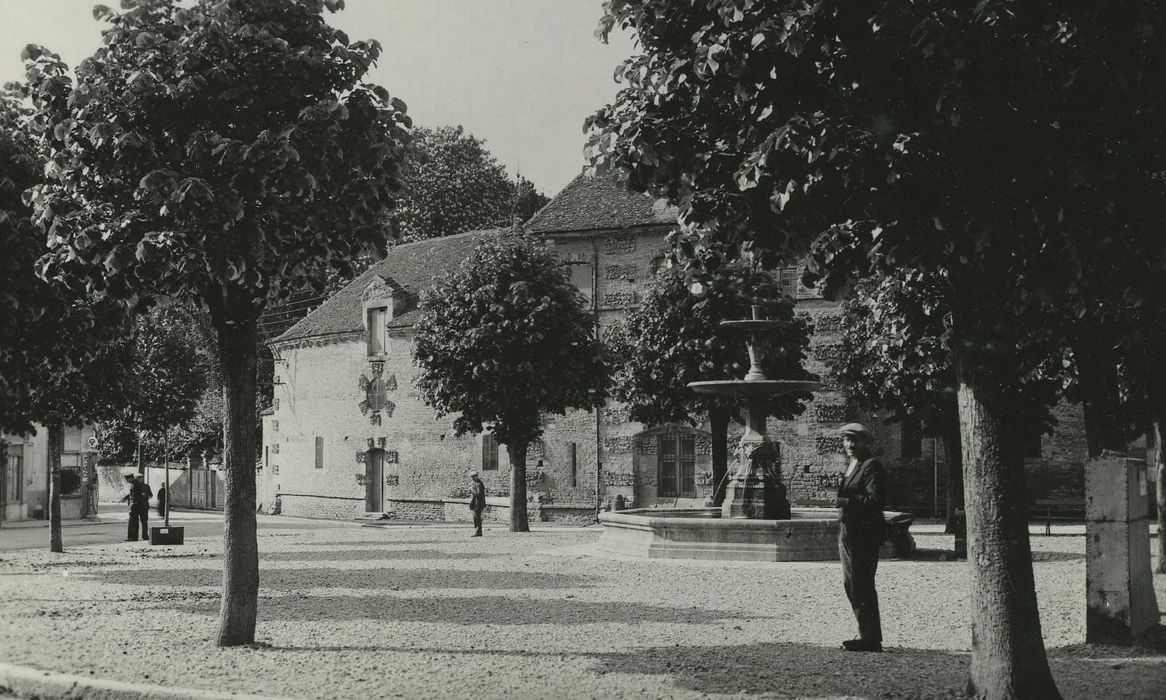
[
  {"left": 688, "top": 305, "right": 818, "bottom": 520},
  {"left": 597, "top": 305, "right": 845, "bottom": 561}
]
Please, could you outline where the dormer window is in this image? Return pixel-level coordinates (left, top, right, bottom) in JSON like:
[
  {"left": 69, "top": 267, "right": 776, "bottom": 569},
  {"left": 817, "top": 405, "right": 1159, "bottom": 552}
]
[{"left": 367, "top": 306, "right": 387, "bottom": 356}]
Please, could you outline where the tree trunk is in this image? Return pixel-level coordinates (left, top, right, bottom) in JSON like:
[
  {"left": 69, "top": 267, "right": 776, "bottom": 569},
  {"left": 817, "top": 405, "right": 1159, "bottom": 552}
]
[
  {"left": 212, "top": 299, "right": 260, "bottom": 647},
  {"left": 942, "top": 427, "right": 964, "bottom": 535},
  {"left": 709, "top": 406, "right": 730, "bottom": 506},
  {"left": 507, "top": 442, "right": 529, "bottom": 532},
  {"left": 48, "top": 423, "right": 63, "bottom": 553},
  {"left": 1155, "top": 409, "right": 1166, "bottom": 574},
  {"left": 956, "top": 351, "right": 1061, "bottom": 699},
  {"left": 0, "top": 439, "right": 7, "bottom": 528}
]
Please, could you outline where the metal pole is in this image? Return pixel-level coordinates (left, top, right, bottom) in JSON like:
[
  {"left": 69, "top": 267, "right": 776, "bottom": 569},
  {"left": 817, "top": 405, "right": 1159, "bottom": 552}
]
[
  {"left": 164, "top": 429, "right": 171, "bottom": 527},
  {"left": 933, "top": 437, "right": 940, "bottom": 519}
]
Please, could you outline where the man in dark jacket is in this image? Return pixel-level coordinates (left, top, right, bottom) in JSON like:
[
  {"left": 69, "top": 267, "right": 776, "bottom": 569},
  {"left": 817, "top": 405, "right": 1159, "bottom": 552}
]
[
  {"left": 836, "top": 423, "right": 887, "bottom": 652},
  {"left": 468, "top": 471, "right": 485, "bottom": 537},
  {"left": 125, "top": 473, "right": 153, "bottom": 542}
]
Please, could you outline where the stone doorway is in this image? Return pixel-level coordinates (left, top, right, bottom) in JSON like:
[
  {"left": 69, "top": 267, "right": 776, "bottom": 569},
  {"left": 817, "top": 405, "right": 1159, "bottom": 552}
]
[{"left": 365, "top": 449, "right": 384, "bottom": 512}]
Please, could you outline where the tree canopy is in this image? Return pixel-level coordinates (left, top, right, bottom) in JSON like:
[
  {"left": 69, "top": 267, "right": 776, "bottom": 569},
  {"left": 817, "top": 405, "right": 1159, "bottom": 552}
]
[
  {"left": 394, "top": 125, "right": 549, "bottom": 243},
  {"left": 413, "top": 231, "right": 608, "bottom": 531}
]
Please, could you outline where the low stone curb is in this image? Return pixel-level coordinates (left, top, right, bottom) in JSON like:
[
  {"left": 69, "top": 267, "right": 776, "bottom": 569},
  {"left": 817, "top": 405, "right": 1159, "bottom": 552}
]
[{"left": 0, "top": 662, "right": 286, "bottom": 700}]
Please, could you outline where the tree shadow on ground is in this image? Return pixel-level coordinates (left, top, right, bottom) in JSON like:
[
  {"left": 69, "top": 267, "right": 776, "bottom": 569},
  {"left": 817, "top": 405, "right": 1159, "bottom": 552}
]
[
  {"left": 899, "top": 548, "right": 965, "bottom": 562},
  {"left": 1031, "top": 551, "right": 1086, "bottom": 563},
  {"left": 258, "top": 549, "right": 497, "bottom": 562},
  {"left": 81, "top": 566, "right": 588, "bottom": 591},
  {"left": 176, "top": 594, "right": 744, "bottom": 626},
  {"left": 287, "top": 540, "right": 455, "bottom": 548},
  {"left": 1052, "top": 624, "right": 1166, "bottom": 657},
  {"left": 585, "top": 640, "right": 1166, "bottom": 699}
]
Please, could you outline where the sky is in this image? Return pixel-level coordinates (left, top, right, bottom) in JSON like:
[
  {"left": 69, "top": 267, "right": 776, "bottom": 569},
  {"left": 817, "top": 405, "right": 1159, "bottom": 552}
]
[{"left": 0, "top": 0, "right": 636, "bottom": 197}]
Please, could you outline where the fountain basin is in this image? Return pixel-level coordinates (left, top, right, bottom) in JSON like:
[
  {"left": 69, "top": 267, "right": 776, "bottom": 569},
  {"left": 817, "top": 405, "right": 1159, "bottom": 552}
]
[{"left": 598, "top": 507, "right": 913, "bottom": 562}]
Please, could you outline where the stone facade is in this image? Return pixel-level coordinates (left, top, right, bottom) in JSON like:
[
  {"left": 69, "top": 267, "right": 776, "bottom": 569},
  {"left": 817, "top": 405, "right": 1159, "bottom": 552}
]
[
  {"left": 263, "top": 173, "right": 1100, "bottom": 523},
  {"left": 1, "top": 424, "right": 99, "bottom": 522}
]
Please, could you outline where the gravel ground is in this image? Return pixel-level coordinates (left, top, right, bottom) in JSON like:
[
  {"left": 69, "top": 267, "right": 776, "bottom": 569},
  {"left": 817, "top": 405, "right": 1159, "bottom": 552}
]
[{"left": 0, "top": 521, "right": 1163, "bottom": 700}]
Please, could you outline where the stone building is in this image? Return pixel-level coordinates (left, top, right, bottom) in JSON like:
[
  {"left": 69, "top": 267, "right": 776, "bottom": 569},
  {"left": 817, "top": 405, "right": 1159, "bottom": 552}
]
[
  {"left": 262, "top": 173, "right": 1093, "bottom": 522},
  {"left": 1, "top": 424, "right": 100, "bottom": 522}
]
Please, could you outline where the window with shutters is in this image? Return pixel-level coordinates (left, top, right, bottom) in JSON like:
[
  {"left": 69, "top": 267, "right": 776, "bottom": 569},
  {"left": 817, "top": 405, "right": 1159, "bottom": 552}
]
[
  {"left": 658, "top": 434, "right": 696, "bottom": 498},
  {"left": 481, "top": 434, "right": 499, "bottom": 471}
]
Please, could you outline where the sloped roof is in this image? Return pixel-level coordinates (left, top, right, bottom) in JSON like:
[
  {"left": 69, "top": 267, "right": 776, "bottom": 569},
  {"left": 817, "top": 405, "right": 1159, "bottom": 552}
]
[
  {"left": 274, "top": 229, "right": 499, "bottom": 343},
  {"left": 526, "top": 171, "right": 678, "bottom": 233}
]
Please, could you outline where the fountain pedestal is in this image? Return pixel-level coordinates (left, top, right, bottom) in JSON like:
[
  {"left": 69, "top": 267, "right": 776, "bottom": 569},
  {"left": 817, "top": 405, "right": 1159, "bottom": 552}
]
[{"left": 722, "top": 397, "right": 790, "bottom": 519}]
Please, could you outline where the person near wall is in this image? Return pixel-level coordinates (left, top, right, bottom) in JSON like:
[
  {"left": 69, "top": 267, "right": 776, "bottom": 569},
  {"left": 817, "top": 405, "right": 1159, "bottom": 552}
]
[
  {"left": 836, "top": 423, "right": 887, "bottom": 652},
  {"left": 468, "top": 470, "right": 486, "bottom": 537},
  {"left": 157, "top": 485, "right": 168, "bottom": 518},
  {"left": 124, "top": 473, "right": 153, "bottom": 542}
]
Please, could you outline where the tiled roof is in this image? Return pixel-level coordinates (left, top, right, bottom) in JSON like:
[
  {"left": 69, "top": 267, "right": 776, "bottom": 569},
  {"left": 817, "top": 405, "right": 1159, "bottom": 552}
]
[
  {"left": 274, "top": 229, "right": 499, "bottom": 343},
  {"left": 526, "top": 171, "right": 678, "bottom": 233}
]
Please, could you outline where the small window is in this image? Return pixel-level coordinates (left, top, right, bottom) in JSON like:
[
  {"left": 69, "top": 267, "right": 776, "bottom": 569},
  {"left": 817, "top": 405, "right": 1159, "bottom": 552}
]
[
  {"left": 778, "top": 267, "right": 800, "bottom": 299},
  {"left": 1022, "top": 427, "right": 1042, "bottom": 459},
  {"left": 658, "top": 434, "right": 696, "bottom": 498},
  {"left": 265, "top": 446, "right": 269, "bottom": 468},
  {"left": 367, "top": 306, "right": 387, "bottom": 355},
  {"left": 315, "top": 436, "right": 324, "bottom": 469},
  {"left": 481, "top": 434, "right": 499, "bottom": 471},
  {"left": 568, "top": 442, "right": 578, "bottom": 487},
  {"left": 63, "top": 427, "right": 83, "bottom": 453},
  {"left": 569, "top": 263, "right": 594, "bottom": 306},
  {"left": 650, "top": 255, "right": 668, "bottom": 276}
]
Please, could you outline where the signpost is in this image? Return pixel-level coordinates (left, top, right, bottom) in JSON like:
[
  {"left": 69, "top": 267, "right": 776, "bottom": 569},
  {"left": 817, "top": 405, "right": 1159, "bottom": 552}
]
[{"left": 149, "top": 428, "right": 184, "bottom": 545}]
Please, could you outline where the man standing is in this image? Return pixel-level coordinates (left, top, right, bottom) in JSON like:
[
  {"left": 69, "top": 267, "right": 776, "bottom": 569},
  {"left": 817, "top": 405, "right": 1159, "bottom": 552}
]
[
  {"left": 468, "top": 470, "right": 485, "bottom": 537},
  {"left": 126, "top": 473, "right": 153, "bottom": 542},
  {"left": 836, "top": 423, "right": 887, "bottom": 652}
]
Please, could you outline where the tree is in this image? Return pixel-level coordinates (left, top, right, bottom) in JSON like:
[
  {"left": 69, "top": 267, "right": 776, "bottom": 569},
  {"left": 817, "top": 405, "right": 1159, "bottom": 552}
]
[
  {"left": 585, "top": 2, "right": 1161, "bottom": 696},
  {"left": 608, "top": 264, "right": 810, "bottom": 505},
  {"left": 394, "top": 126, "right": 549, "bottom": 242},
  {"left": 22, "top": 0, "right": 411, "bottom": 646},
  {"left": 413, "top": 231, "right": 608, "bottom": 532},
  {"left": 0, "top": 90, "right": 134, "bottom": 550},
  {"left": 97, "top": 303, "right": 209, "bottom": 469},
  {"left": 512, "top": 174, "right": 551, "bottom": 223}
]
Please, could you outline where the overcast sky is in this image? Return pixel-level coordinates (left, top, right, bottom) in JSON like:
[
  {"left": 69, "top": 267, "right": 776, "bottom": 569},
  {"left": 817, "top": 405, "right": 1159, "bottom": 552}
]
[{"left": 0, "top": 0, "right": 635, "bottom": 196}]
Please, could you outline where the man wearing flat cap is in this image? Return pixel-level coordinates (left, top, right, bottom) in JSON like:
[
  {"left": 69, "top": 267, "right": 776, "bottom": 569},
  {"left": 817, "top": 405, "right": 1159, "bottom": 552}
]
[
  {"left": 468, "top": 470, "right": 485, "bottom": 537},
  {"left": 836, "top": 423, "right": 887, "bottom": 652}
]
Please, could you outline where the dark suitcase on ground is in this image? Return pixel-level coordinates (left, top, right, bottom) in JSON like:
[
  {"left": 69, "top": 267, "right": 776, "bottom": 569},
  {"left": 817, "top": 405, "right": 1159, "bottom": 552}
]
[{"left": 149, "top": 526, "right": 185, "bottom": 545}]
